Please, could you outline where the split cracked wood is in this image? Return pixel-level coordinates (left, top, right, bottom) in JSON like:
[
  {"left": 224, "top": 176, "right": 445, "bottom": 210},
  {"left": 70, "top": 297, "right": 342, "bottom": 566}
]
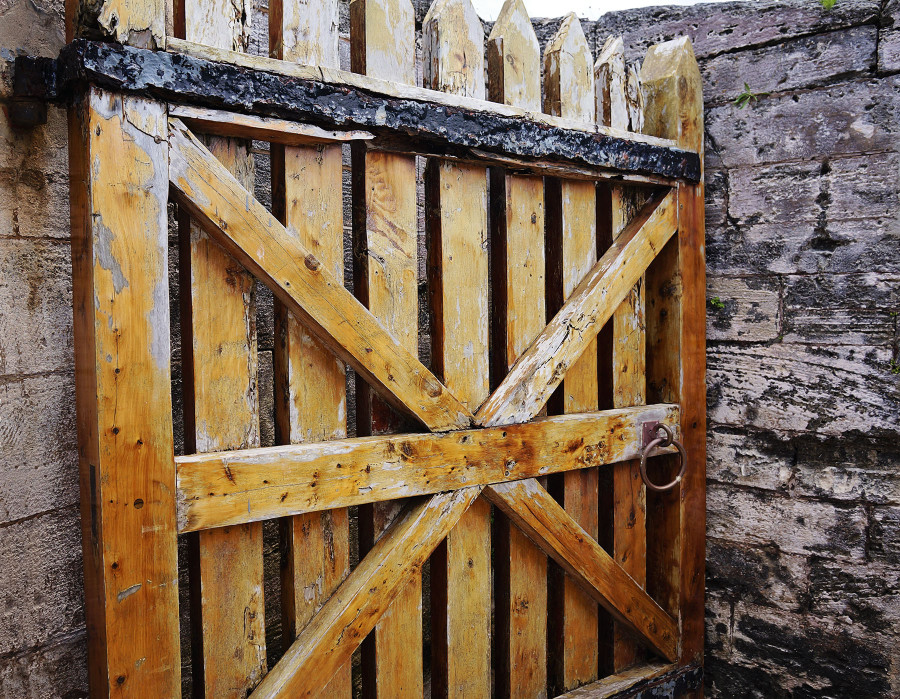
[
  {"left": 167, "top": 118, "right": 474, "bottom": 433},
  {"left": 476, "top": 188, "right": 678, "bottom": 428},
  {"left": 68, "top": 86, "right": 180, "bottom": 697},
  {"left": 174, "top": 0, "right": 266, "bottom": 691},
  {"left": 268, "top": 0, "right": 351, "bottom": 694},
  {"left": 484, "top": 479, "right": 678, "bottom": 663},
  {"left": 350, "top": 1, "right": 423, "bottom": 695},
  {"left": 423, "top": 0, "right": 492, "bottom": 696},
  {"left": 176, "top": 404, "right": 680, "bottom": 532},
  {"left": 249, "top": 487, "right": 483, "bottom": 699},
  {"left": 543, "top": 13, "right": 600, "bottom": 693}
]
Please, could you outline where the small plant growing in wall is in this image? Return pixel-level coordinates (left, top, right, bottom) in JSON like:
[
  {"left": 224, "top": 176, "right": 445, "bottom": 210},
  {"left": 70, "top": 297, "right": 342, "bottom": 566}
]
[
  {"left": 820, "top": 0, "right": 837, "bottom": 10},
  {"left": 709, "top": 296, "right": 726, "bottom": 310},
  {"left": 733, "top": 83, "right": 769, "bottom": 109}
]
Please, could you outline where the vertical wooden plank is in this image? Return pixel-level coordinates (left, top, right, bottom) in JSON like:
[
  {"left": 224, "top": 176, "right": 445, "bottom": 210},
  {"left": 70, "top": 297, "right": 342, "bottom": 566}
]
[
  {"left": 350, "top": 1, "right": 422, "bottom": 696},
  {"left": 176, "top": 0, "right": 266, "bottom": 695},
  {"left": 641, "top": 37, "right": 706, "bottom": 667},
  {"left": 487, "top": 2, "right": 547, "bottom": 697},
  {"left": 423, "top": 1, "right": 491, "bottom": 697},
  {"left": 68, "top": 87, "right": 179, "bottom": 697},
  {"left": 269, "top": 2, "right": 350, "bottom": 697},
  {"left": 595, "top": 36, "right": 649, "bottom": 673},
  {"left": 543, "top": 14, "right": 599, "bottom": 694}
]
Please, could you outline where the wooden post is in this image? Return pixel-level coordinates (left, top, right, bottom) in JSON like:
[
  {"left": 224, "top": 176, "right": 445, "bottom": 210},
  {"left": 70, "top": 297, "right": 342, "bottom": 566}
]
[
  {"left": 543, "top": 14, "right": 599, "bottom": 694},
  {"left": 488, "top": 1, "right": 547, "bottom": 696},
  {"left": 423, "top": 0, "right": 492, "bottom": 696},
  {"left": 269, "top": 1, "right": 351, "bottom": 696},
  {"left": 68, "top": 87, "right": 180, "bottom": 697},
  {"left": 175, "top": 0, "right": 267, "bottom": 695},
  {"left": 350, "top": 0, "right": 423, "bottom": 695},
  {"left": 641, "top": 36, "right": 706, "bottom": 666},
  {"left": 595, "top": 35, "right": 650, "bottom": 672}
]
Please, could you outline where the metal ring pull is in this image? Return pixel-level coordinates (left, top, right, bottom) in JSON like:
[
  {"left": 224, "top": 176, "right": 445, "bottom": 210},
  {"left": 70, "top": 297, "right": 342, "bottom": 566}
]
[{"left": 639, "top": 424, "right": 687, "bottom": 493}]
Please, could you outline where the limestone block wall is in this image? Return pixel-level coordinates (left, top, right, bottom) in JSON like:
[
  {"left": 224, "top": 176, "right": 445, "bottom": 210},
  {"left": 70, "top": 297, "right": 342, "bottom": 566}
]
[{"left": 0, "top": 0, "right": 897, "bottom": 696}]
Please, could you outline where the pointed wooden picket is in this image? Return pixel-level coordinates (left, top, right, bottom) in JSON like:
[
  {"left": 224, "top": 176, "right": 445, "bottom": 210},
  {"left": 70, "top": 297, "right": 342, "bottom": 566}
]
[
  {"left": 423, "top": 1, "right": 492, "bottom": 696},
  {"left": 488, "top": 2, "right": 548, "bottom": 696},
  {"left": 543, "top": 13, "right": 600, "bottom": 694}
]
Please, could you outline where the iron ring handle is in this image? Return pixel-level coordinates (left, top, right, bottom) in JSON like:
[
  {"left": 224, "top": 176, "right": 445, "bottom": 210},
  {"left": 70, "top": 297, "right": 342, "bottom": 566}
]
[{"left": 639, "top": 426, "right": 687, "bottom": 493}]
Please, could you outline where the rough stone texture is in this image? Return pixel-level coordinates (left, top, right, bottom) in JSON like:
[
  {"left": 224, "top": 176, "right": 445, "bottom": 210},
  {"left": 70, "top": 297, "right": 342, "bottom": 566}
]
[{"left": 0, "top": 0, "right": 898, "bottom": 697}]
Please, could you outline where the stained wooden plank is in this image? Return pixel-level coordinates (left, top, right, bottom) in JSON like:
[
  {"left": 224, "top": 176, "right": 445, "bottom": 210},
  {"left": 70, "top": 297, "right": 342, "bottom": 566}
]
[
  {"left": 477, "top": 189, "right": 677, "bottom": 428},
  {"left": 167, "top": 118, "right": 473, "bottom": 432},
  {"left": 170, "top": 105, "right": 373, "bottom": 145},
  {"left": 422, "top": 2, "right": 492, "bottom": 695},
  {"left": 641, "top": 37, "right": 707, "bottom": 665},
  {"left": 556, "top": 662, "right": 678, "bottom": 698},
  {"left": 484, "top": 480, "right": 678, "bottom": 663},
  {"left": 487, "top": 4, "right": 547, "bottom": 695},
  {"left": 174, "top": 2, "right": 266, "bottom": 693},
  {"left": 595, "top": 35, "right": 649, "bottom": 673},
  {"left": 177, "top": 404, "right": 681, "bottom": 531},
  {"left": 268, "top": 2, "right": 351, "bottom": 696},
  {"left": 349, "top": 1, "right": 422, "bottom": 695},
  {"left": 543, "top": 14, "right": 599, "bottom": 693},
  {"left": 66, "top": 0, "right": 165, "bottom": 47},
  {"left": 250, "top": 488, "right": 483, "bottom": 699},
  {"left": 68, "top": 87, "right": 179, "bottom": 696},
  {"left": 57, "top": 40, "right": 701, "bottom": 182}
]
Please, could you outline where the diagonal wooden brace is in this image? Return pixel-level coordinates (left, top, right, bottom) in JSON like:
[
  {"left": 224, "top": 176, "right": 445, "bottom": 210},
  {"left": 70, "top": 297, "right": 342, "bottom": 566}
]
[
  {"left": 476, "top": 189, "right": 678, "bottom": 427},
  {"left": 250, "top": 486, "right": 483, "bottom": 698},
  {"left": 167, "top": 118, "right": 474, "bottom": 432},
  {"left": 484, "top": 479, "right": 679, "bottom": 662}
]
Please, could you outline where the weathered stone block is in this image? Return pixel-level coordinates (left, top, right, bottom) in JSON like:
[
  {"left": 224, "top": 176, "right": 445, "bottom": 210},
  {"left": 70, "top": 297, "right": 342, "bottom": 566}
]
[
  {"left": 708, "top": 423, "right": 900, "bottom": 505},
  {"left": 0, "top": 238, "right": 72, "bottom": 375},
  {"left": 869, "top": 506, "right": 900, "bottom": 566},
  {"left": 258, "top": 348, "right": 274, "bottom": 448},
  {"left": 0, "top": 632, "right": 88, "bottom": 699},
  {"left": 807, "top": 557, "right": 900, "bottom": 633},
  {"left": 706, "top": 76, "right": 899, "bottom": 168},
  {"left": 591, "top": 0, "right": 880, "bottom": 61},
  {"left": 0, "top": 505, "right": 84, "bottom": 655},
  {"left": 0, "top": 107, "right": 69, "bottom": 239},
  {"left": 880, "top": 28, "right": 900, "bottom": 73},
  {"left": 707, "top": 276, "right": 781, "bottom": 342},
  {"left": 707, "top": 343, "right": 899, "bottom": 435},
  {"left": 701, "top": 26, "right": 877, "bottom": 107},
  {"left": 707, "top": 484, "right": 867, "bottom": 559},
  {"left": 0, "top": 373, "right": 78, "bottom": 522},
  {"left": 782, "top": 272, "right": 897, "bottom": 345}
]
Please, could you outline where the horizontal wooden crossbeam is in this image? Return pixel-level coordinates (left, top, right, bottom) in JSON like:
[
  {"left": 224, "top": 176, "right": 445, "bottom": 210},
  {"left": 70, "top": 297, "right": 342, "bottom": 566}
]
[
  {"left": 250, "top": 487, "right": 482, "bottom": 699},
  {"left": 477, "top": 189, "right": 679, "bottom": 427},
  {"left": 484, "top": 479, "right": 679, "bottom": 662},
  {"left": 168, "top": 118, "right": 473, "bottom": 432},
  {"left": 176, "top": 403, "right": 679, "bottom": 532},
  {"left": 45, "top": 40, "right": 701, "bottom": 182}
]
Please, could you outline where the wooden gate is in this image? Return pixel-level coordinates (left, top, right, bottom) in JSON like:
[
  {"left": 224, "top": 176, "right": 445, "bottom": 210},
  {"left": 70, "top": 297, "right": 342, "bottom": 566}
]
[{"left": 58, "top": 0, "right": 705, "bottom": 695}]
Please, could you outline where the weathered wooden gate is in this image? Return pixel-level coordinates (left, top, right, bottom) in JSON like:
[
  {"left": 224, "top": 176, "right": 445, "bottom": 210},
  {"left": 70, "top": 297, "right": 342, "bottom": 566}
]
[{"left": 56, "top": 0, "right": 705, "bottom": 694}]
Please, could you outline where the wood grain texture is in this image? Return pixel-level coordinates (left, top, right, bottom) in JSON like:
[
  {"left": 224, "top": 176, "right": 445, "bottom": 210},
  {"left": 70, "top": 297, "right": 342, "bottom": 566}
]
[
  {"left": 641, "top": 37, "right": 706, "bottom": 665},
  {"left": 484, "top": 480, "right": 678, "bottom": 663},
  {"left": 168, "top": 119, "right": 473, "bottom": 432},
  {"left": 543, "top": 14, "right": 599, "bottom": 693},
  {"left": 269, "top": 3, "right": 350, "bottom": 695},
  {"left": 350, "top": 2, "right": 422, "bottom": 696},
  {"left": 66, "top": 0, "right": 166, "bottom": 47},
  {"left": 250, "top": 488, "right": 483, "bottom": 699},
  {"left": 175, "top": 2, "right": 266, "bottom": 693},
  {"left": 478, "top": 189, "right": 678, "bottom": 428},
  {"left": 68, "top": 87, "right": 179, "bottom": 697},
  {"left": 423, "top": 3, "right": 491, "bottom": 695},
  {"left": 596, "top": 35, "right": 648, "bottom": 673},
  {"left": 177, "top": 404, "right": 681, "bottom": 531},
  {"left": 170, "top": 105, "right": 373, "bottom": 145},
  {"left": 488, "top": 4, "right": 547, "bottom": 696}
]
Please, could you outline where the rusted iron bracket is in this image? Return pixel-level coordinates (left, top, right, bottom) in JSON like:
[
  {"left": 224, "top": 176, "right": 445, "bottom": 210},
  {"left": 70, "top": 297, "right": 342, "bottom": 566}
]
[
  {"left": 9, "top": 56, "right": 58, "bottom": 127},
  {"left": 12, "top": 40, "right": 702, "bottom": 182}
]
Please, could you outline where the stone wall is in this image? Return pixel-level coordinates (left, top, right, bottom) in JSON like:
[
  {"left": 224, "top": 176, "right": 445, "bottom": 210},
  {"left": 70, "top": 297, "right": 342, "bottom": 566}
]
[{"left": 0, "top": 0, "right": 897, "bottom": 696}]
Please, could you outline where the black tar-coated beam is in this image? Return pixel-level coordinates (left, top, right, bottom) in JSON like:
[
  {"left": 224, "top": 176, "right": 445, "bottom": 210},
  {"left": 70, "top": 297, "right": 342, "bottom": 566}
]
[{"left": 26, "top": 40, "right": 701, "bottom": 182}]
